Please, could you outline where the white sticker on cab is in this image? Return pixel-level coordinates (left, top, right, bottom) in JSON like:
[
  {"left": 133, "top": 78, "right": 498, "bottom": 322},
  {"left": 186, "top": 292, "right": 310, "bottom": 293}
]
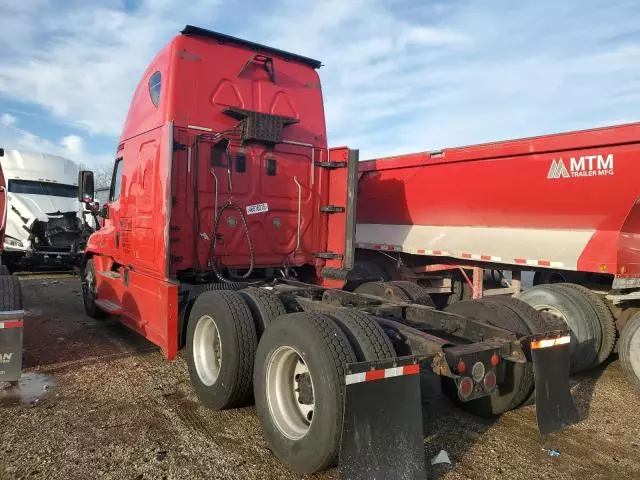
[{"left": 246, "top": 203, "right": 269, "bottom": 215}]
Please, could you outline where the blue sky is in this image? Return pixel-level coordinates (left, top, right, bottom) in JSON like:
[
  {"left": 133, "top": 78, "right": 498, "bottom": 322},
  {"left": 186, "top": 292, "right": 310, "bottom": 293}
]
[{"left": 1, "top": 0, "right": 639, "bottom": 168}]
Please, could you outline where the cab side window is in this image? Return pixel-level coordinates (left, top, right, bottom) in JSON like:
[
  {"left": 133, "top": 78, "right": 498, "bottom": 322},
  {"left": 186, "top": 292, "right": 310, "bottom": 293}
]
[{"left": 109, "top": 157, "right": 124, "bottom": 202}]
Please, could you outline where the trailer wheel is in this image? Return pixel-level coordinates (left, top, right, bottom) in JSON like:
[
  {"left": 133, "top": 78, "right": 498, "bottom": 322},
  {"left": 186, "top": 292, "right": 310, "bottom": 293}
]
[
  {"left": 520, "top": 284, "right": 601, "bottom": 373},
  {"left": 343, "top": 261, "right": 389, "bottom": 291},
  {"left": 254, "top": 312, "right": 356, "bottom": 474},
  {"left": 432, "top": 274, "right": 473, "bottom": 309},
  {"left": 353, "top": 281, "right": 410, "bottom": 302},
  {"left": 444, "top": 300, "right": 534, "bottom": 414},
  {"left": 388, "top": 281, "right": 436, "bottom": 307},
  {"left": 553, "top": 284, "right": 617, "bottom": 367},
  {"left": 327, "top": 310, "right": 396, "bottom": 361},
  {"left": 186, "top": 290, "right": 257, "bottom": 410},
  {"left": 239, "top": 287, "right": 286, "bottom": 337},
  {"left": 0, "top": 275, "right": 22, "bottom": 310},
  {"left": 81, "top": 258, "right": 107, "bottom": 319},
  {"left": 619, "top": 313, "right": 640, "bottom": 391}
]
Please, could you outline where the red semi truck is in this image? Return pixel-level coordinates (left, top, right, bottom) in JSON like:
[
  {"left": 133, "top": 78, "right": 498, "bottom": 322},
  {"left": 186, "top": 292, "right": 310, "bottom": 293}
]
[
  {"left": 77, "top": 26, "right": 579, "bottom": 478},
  {"left": 355, "top": 123, "right": 640, "bottom": 388}
]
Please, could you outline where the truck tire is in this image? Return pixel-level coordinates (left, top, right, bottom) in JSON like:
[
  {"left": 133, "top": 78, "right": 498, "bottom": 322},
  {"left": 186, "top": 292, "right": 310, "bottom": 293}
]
[
  {"left": 343, "top": 260, "right": 389, "bottom": 291},
  {"left": 239, "top": 287, "right": 286, "bottom": 337},
  {"left": 619, "top": 313, "right": 640, "bottom": 391},
  {"left": 0, "top": 276, "right": 22, "bottom": 310},
  {"left": 520, "top": 284, "right": 601, "bottom": 373},
  {"left": 388, "top": 280, "right": 436, "bottom": 307},
  {"left": 254, "top": 312, "right": 357, "bottom": 474},
  {"left": 353, "top": 281, "right": 410, "bottom": 302},
  {"left": 554, "top": 283, "right": 617, "bottom": 367},
  {"left": 327, "top": 309, "right": 396, "bottom": 361},
  {"left": 432, "top": 274, "right": 473, "bottom": 309},
  {"left": 81, "top": 258, "right": 107, "bottom": 319},
  {"left": 444, "top": 300, "right": 534, "bottom": 414},
  {"left": 186, "top": 290, "right": 257, "bottom": 410},
  {"left": 481, "top": 296, "right": 548, "bottom": 335},
  {"left": 0, "top": 265, "right": 10, "bottom": 276}
]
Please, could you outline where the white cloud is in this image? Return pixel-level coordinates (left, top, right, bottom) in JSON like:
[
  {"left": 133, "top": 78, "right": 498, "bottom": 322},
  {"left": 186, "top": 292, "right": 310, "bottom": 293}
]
[
  {"left": 60, "top": 135, "right": 84, "bottom": 156},
  {"left": 0, "top": 113, "right": 16, "bottom": 127}
]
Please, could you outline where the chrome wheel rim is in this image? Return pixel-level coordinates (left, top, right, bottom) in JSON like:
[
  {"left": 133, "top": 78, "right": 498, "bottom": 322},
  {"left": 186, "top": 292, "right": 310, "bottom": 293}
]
[
  {"left": 265, "top": 346, "right": 315, "bottom": 440},
  {"left": 193, "top": 315, "right": 222, "bottom": 386}
]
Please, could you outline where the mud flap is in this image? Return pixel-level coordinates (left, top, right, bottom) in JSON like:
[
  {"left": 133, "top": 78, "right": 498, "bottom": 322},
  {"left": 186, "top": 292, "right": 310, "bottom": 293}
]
[
  {"left": 339, "top": 358, "right": 427, "bottom": 480},
  {"left": 531, "top": 340, "right": 580, "bottom": 434}
]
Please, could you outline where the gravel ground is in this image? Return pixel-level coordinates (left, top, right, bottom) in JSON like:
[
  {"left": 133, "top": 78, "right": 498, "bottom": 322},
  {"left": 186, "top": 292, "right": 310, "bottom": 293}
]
[{"left": 1, "top": 277, "right": 639, "bottom": 480}]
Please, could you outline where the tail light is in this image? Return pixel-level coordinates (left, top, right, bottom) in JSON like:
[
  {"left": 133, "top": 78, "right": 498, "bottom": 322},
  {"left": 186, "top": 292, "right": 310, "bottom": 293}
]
[
  {"left": 484, "top": 372, "right": 497, "bottom": 391},
  {"left": 458, "top": 377, "right": 474, "bottom": 399}
]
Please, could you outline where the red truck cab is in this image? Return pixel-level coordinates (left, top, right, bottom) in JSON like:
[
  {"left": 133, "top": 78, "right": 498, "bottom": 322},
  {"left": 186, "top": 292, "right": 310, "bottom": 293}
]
[{"left": 82, "top": 26, "right": 352, "bottom": 360}]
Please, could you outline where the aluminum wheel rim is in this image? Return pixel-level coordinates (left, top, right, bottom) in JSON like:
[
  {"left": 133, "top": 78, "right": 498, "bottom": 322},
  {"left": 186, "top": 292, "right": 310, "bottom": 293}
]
[
  {"left": 84, "top": 268, "right": 96, "bottom": 299},
  {"left": 265, "top": 346, "right": 315, "bottom": 440},
  {"left": 630, "top": 325, "right": 640, "bottom": 379},
  {"left": 193, "top": 315, "right": 222, "bottom": 386}
]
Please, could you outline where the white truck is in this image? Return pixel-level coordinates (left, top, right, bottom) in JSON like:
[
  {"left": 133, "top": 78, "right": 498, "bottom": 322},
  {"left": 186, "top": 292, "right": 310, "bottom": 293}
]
[{"left": 0, "top": 149, "right": 93, "bottom": 270}]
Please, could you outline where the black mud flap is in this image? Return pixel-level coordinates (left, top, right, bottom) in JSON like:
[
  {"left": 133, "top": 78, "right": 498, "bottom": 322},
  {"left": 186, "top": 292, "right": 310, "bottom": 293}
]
[
  {"left": 339, "top": 357, "right": 427, "bottom": 480},
  {"left": 531, "top": 341, "right": 580, "bottom": 434}
]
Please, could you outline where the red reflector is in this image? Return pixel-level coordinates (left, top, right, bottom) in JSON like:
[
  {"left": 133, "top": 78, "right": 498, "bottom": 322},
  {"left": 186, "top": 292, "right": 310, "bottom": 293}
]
[
  {"left": 490, "top": 353, "right": 500, "bottom": 366},
  {"left": 0, "top": 320, "right": 23, "bottom": 329},
  {"left": 365, "top": 369, "right": 386, "bottom": 382},
  {"left": 403, "top": 364, "right": 420, "bottom": 376},
  {"left": 484, "top": 372, "right": 497, "bottom": 391},
  {"left": 457, "top": 359, "right": 466, "bottom": 374},
  {"left": 458, "top": 377, "right": 474, "bottom": 399}
]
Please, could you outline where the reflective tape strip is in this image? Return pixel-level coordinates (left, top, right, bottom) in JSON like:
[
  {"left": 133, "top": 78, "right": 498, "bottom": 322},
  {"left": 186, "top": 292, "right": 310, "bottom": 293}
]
[
  {"left": 531, "top": 335, "right": 571, "bottom": 350},
  {"left": 187, "top": 124, "right": 212, "bottom": 132},
  {"left": 0, "top": 320, "right": 23, "bottom": 329},
  {"left": 345, "top": 364, "right": 420, "bottom": 385}
]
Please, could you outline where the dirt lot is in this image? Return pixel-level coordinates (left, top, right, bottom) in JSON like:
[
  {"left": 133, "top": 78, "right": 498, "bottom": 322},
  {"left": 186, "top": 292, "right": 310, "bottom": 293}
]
[{"left": 1, "top": 277, "right": 639, "bottom": 480}]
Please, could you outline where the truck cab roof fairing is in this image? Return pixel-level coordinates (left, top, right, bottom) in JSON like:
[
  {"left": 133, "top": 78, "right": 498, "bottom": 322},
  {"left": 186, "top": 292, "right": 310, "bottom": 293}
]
[{"left": 180, "top": 25, "right": 323, "bottom": 69}]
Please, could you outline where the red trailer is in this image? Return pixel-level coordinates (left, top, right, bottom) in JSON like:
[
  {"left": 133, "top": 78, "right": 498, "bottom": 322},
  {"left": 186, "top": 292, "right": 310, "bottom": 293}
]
[
  {"left": 355, "top": 123, "right": 640, "bottom": 388},
  {"left": 78, "top": 26, "right": 579, "bottom": 478}
]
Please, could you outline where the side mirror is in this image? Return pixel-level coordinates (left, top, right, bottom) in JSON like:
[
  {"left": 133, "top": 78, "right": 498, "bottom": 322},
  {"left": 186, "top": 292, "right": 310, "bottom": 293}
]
[
  {"left": 78, "top": 170, "right": 95, "bottom": 203},
  {"left": 0, "top": 148, "right": 4, "bottom": 157}
]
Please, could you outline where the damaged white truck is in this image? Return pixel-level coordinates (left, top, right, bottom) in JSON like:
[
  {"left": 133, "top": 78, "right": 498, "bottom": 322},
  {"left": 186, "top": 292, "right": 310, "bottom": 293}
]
[{"left": 0, "top": 149, "right": 94, "bottom": 270}]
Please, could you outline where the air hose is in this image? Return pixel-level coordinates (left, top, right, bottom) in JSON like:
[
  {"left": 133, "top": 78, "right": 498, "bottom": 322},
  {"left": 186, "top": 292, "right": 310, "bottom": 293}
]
[{"left": 208, "top": 200, "right": 255, "bottom": 284}]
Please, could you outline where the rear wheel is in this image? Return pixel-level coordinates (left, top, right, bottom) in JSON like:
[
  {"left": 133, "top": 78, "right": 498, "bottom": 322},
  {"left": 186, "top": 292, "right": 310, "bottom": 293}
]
[
  {"left": 0, "top": 265, "right": 10, "bottom": 276},
  {"left": 239, "top": 287, "right": 286, "bottom": 337},
  {"left": 254, "top": 312, "right": 356, "bottom": 474},
  {"left": 0, "top": 276, "right": 22, "bottom": 310},
  {"left": 520, "top": 284, "right": 601, "bottom": 373},
  {"left": 186, "top": 290, "right": 257, "bottom": 410},
  {"left": 553, "top": 283, "right": 617, "bottom": 367},
  {"left": 327, "top": 309, "right": 395, "bottom": 361},
  {"left": 81, "top": 258, "right": 106, "bottom": 319},
  {"left": 388, "top": 281, "right": 436, "bottom": 307},
  {"left": 619, "top": 313, "right": 640, "bottom": 391},
  {"left": 444, "top": 300, "right": 533, "bottom": 415},
  {"left": 353, "top": 281, "right": 410, "bottom": 302},
  {"left": 432, "top": 273, "right": 473, "bottom": 309}
]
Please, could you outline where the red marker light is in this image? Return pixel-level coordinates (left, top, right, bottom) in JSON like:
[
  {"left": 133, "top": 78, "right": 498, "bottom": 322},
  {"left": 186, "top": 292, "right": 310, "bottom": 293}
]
[
  {"left": 491, "top": 353, "right": 500, "bottom": 366},
  {"left": 457, "top": 359, "right": 466, "bottom": 374}
]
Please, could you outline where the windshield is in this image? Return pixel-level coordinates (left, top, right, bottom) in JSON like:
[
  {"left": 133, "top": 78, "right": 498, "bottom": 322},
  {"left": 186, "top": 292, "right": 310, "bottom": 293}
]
[{"left": 7, "top": 179, "right": 78, "bottom": 198}]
